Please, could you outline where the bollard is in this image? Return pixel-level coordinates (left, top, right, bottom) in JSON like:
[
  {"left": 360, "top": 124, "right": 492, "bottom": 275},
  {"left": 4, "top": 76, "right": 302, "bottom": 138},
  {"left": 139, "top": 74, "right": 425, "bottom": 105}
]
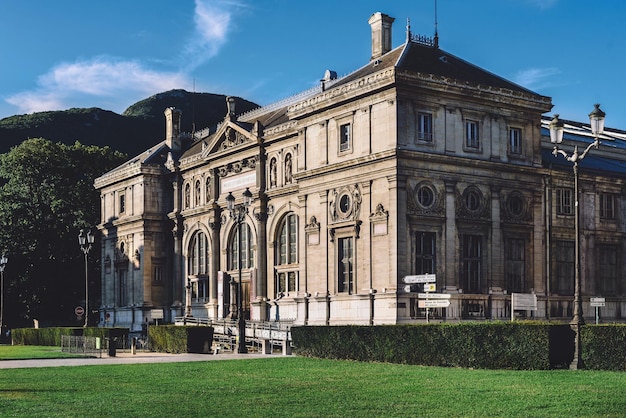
[{"left": 131, "top": 337, "right": 137, "bottom": 355}]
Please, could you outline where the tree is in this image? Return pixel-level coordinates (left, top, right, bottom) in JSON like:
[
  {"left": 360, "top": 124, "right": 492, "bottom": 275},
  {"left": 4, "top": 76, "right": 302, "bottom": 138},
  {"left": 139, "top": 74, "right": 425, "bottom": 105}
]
[{"left": 0, "top": 138, "right": 126, "bottom": 327}]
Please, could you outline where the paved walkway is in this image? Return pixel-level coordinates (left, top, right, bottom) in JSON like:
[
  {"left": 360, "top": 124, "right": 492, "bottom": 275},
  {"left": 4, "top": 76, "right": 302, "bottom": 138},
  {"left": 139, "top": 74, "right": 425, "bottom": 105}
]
[{"left": 0, "top": 351, "right": 278, "bottom": 369}]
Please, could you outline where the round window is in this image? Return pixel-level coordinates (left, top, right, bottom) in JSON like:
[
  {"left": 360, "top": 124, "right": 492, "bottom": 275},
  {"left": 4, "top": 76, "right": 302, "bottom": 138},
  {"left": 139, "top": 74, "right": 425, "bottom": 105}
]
[
  {"left": 463, "top": 187, "right": 483, "bottom": 213},
  {"left": 508, "top": 192, "right": 525, "bottom": 217},
  {"left": 416, "top": 184, "right": 436, "bottom": 209},
  {"left": 338, "top": 194, "right": 352, "bottom": 216}
]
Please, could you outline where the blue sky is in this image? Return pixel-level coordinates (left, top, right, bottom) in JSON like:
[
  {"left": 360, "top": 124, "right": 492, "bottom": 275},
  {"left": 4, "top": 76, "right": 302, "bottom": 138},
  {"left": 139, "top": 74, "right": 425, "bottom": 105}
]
[{"left": 1, "top": 1, "right": 625, "bottom": 129}]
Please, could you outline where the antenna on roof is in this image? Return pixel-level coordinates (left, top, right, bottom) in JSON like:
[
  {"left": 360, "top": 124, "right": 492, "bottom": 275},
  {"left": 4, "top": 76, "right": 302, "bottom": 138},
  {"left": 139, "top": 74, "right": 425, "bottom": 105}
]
[
  {"left": 434, "top": 0, "right": 439, "bottom": 48},
  {"left": 406, "top": 17, "right": 411, "bottom": 43}
]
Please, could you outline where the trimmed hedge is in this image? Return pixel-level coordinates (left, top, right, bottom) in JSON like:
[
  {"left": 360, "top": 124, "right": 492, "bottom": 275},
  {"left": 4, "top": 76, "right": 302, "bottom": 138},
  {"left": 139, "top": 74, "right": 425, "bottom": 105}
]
[
  {"left": 148, "top": 325, "right": 214, "bottom": 354},
  {"left": 11, "top": 327, "right": 128, "bottom": 346},
  {"left": 292, "top": 322, "right": 574, "bottom": 370},
  {"left": 582, "top": 324, "right": 626, "bottom": 371}
]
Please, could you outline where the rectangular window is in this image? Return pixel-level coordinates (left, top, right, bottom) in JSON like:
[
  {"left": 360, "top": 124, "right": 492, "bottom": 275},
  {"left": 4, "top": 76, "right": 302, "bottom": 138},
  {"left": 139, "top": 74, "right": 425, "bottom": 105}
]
[
  {"left": 598, "top": 244, "right": 618, "bottom": 295},
  {"left": 505, "top": 238, "right": 525, "bottom": 293},
  {"left": 556, "top": 188, "right": 573, "bottom": 215},
  {"left": 509, "top": 128, "right": 522, "bottom": 154},
  {"left": 338, "top": 237, "right": 354, "bottom": 293},
  {"left": 465, "top": 121, "right": 479, "bottom": 149},
  {"left": 117, "top": 269, "right": 127, "bottom": 306},
  {"left": 339, "top": 124, "right": 351, "bottom": 152},
  {"left": 191, "top": 279, "right": 207, "bottom": 301},
  {"left": 600, "top": 193, "right": 616, "bottom": 220},
  {"left": 462, "top": 235, "right": 482, "bottom": 293},
  {"left": 119, "top": 192, "right": 126, "bottom": 214},
  {"left": 277, "top": 271, "right": 298, "bottom": 294},
  {"left": 554, "top": 241, "right": 574, "bottom": 295},
  {"left": 415, "top": 231, "right": 436, "bottom": 275},
  {"left": 417, "top": 112, "right": 433, "bottom": 142},
  {"left": 153, "top": 265, "right": 163, "bottom": 283}
]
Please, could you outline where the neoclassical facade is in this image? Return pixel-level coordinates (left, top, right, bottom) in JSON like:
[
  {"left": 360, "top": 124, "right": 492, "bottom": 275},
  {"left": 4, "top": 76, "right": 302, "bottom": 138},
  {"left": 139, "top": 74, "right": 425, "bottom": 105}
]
[{"left": 95, "top": 12, "right": 626, "bottom": 331}]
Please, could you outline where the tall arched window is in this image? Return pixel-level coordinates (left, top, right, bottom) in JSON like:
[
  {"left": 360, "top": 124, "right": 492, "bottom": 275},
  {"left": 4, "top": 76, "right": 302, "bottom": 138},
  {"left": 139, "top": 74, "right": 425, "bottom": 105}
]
[
  {"left": 189, "top": 231, "right": 209, "bottom": 275},
  {"left": 276, "top": 213, "right": 298, "bottom": 295},
  {"left": 229, "top": 224, "right": 254, "bottom": 270},
  {"left": 188, "top": 231, "right": 209, "bottom": 302}
]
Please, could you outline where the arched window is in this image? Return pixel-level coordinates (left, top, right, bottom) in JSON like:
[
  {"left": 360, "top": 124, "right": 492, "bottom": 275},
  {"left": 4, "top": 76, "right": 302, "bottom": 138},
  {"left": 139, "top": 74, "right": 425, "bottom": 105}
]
[
  {"left": 229, "top": 224, "right": 254, "bottom": 270},
  {"left": 188, "top": 231, "right": 209, "bottom": 275},
  {"left": 195, "top": 180, "right": 201, "bottom": 206},
  {"left": 277, "top": 213, "right": 297, "bottom": 265},
  {"left": 275, "top": 213, "right": 298, "bottom": 295}
]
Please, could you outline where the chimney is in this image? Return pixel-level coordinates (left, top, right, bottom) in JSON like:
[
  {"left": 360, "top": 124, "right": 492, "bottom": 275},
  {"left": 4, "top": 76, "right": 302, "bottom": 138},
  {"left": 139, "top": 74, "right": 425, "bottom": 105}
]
[
  {"left": 368, "top": 12, "right": 395, "bottom": 60},
  {"left": 164, "top": 107, "right": 182, "bottom": 152}
]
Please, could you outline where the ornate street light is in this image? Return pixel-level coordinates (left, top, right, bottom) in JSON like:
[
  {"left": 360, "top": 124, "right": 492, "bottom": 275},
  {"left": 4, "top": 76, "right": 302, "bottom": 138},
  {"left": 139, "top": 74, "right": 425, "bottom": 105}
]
[
  {"left": 226, "top": 187, "right": 253, "bottom": 354},
  {"left": 0, "top": 255, "right": 7, "bottom": 331},
  {"left": 78, "top": 229, "right": 95, "bottom": 328},
  {"left": 549, "top": 104, "right": 606, "bottom": 370}
]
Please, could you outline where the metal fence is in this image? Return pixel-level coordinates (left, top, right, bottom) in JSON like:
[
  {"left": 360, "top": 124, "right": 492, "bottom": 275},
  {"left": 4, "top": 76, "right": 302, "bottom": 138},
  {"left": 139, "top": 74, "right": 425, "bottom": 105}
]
[{"left": 60, "top": 335, "right": 103, "bottom": 357}]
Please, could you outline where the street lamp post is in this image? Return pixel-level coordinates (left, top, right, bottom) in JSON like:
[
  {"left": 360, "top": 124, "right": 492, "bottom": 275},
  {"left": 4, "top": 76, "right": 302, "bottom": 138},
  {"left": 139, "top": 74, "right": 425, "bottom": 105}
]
[
  {"left": 78, "top": 229, "right": 95, "bottom": 328},
  {"left": 226, "top": 187, "right": 253, "bottom": 354},
  {"left": 0, "top": 255, "right": 8, "bottom": 331},
  {"left": 549, "top": 104, "right": 606, "bottom": 370}
]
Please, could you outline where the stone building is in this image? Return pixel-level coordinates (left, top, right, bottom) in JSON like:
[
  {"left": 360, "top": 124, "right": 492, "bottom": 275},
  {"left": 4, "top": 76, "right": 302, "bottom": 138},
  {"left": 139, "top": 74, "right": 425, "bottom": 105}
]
[{"left": 95, "top": 12, "right": 626, "bottom": 331}]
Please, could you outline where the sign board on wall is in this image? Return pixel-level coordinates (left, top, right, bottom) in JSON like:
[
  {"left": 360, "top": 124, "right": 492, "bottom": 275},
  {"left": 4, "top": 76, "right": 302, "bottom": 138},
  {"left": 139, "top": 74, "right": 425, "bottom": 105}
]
[{"left": 221, "top": 172, "right": 256, "bottom": 194}]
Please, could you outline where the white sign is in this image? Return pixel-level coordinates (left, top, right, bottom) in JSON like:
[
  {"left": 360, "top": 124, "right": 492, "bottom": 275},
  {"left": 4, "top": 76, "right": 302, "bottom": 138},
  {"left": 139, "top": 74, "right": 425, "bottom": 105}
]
[
  {"left": 512, "top": 293, "right": 537, "bottom": 310},
  {"left": 423, "top": 283, "right": 436, "bottom": 292},
  {"left": 590, "top": 297, "right": 605, "bottom": 307},
  {"left": 418, "top": 293, "right": 451, "bottom": 299},
  {"left": 419, "top": 299, "right": 450, "bottom": 308},
  {"left": 403, "top": 285, "right": 412, "bottom": 293},
  {"left": 151, "top": 309, "right": 164, "bottom": 319},
  {"left": 221, "top": 172, "right": 256, "bottom": 194},
  {"left": 403, "top": 274, "right": 436, "bottom": 284}
]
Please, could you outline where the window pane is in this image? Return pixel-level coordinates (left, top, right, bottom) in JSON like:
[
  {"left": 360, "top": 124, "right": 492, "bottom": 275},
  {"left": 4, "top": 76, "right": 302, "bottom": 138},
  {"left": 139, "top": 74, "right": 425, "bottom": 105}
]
[
  {"left": 418, "top": 112, "right": 433, "bottom": 141},
  {"left": 338, "top": 237, "right": 354, "bottom": 293},
  {"left": 340, "top": 124, "right": 351, "bottom": 152},
  {"left": 462, "top": 235, "right": 481, "bottom": 293}
]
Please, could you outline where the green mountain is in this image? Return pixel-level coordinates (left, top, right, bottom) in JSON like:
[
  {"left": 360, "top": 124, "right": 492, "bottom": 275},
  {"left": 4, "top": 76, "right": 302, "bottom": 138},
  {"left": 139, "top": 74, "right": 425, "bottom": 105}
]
[{"left": 0, "top": 90, "right": 259, "bottom": 157}]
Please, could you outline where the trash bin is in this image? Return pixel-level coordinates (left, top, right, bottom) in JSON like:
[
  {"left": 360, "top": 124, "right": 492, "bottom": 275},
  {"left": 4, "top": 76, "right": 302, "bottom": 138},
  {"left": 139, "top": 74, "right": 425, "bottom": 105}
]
[{"left": 108, "top": 338, "right": 117, "bottom": 357}]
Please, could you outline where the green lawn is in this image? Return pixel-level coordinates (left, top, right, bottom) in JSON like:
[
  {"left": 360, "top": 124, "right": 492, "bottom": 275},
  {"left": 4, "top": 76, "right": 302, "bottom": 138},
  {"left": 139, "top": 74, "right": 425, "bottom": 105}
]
[
  {"left": 1, "top": 354, "right": 625, "bottom": 417},
  {"left": 0, "top": 344, "right": 88, "bottom": 360}
]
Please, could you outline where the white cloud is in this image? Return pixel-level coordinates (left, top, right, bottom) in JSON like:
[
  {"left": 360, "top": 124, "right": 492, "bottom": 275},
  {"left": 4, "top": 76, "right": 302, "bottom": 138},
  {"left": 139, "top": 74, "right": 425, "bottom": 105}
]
[
  {"left": 6, "top": 57, "right": 190, "bottom": 115},
  {"left": 4, "top": 0, "right": 247, "bottom": 115},
  {"left": 181, "top": 0, "right": 249, "bottom": 71},
  {"left": 513, "top": 67, "right": 561, "bottom": 90}
]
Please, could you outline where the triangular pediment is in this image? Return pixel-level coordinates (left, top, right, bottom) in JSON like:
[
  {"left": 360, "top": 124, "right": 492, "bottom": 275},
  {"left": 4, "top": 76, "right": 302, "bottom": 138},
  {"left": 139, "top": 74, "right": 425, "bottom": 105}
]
[{"left": 201, "top": 120, "right": 255, "bottom": 158}]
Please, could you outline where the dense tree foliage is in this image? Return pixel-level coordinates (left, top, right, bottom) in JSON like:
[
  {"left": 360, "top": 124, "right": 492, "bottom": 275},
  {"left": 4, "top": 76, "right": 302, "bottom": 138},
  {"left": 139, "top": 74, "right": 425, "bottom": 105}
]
[{"left": 0, "top": 138, "right": 126, "bottom": 327}]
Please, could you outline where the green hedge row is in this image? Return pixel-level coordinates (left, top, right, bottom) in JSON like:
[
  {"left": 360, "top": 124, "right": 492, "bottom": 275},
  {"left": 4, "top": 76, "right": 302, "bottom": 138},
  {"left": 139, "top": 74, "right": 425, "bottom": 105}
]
[
  {"left": 291, "top": 322, "right": 575, "bottom": 370},
  {"left": 11, "top": 327, "right": 128, "bottom": 346},
  {"left": 582, "top": 325, "right": 626, "bottom": 371},
  {"left": 148, "top": 325, "right": 214, "bottom": 354}
]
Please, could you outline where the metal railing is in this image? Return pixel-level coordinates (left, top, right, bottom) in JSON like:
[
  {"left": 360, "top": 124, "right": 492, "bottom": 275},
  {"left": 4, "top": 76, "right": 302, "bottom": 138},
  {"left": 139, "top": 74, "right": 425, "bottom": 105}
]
[{"left": 60, "top": 335, "right": 103, "bottom": 357}]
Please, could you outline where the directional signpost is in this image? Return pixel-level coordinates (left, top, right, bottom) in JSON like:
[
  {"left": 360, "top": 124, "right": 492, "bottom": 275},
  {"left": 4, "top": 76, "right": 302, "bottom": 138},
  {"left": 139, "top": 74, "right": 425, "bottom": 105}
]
[
  {"left": 403, "top": 273, "right": 436, "bottom": 284},
  {"left": 403, "top": 274, "right": 449, "bottom": 323},
  {"left": 590, "top": 297, "right": 605, "bottom": 324}
]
